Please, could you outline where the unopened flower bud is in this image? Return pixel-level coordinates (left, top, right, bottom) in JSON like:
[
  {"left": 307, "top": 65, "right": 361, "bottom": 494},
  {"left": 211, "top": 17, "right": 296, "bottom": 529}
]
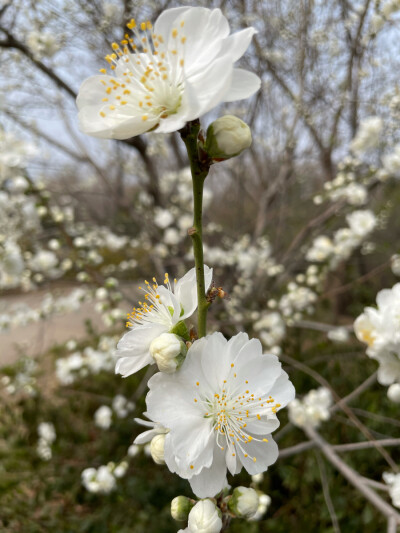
[
  {"left": 150, "top": 333, "right": 186, "bottom": 373},
  {"left": 150, "top": 433, "right": 166, "bottom": 464},
  {"left": 205, "top": 115, "right": 252, "bottom": 160},
  {"left": 387, "top": 383, "right": 400, "bottom": 403},
  {"left": 187, "top": 499, "right": 222, "bottom": 533},
  {"left": 171, "top": 495, "right": 194, "bottom": 521},
  {"left": 228, "top": 486, "right": 259, "bottom": 519}
]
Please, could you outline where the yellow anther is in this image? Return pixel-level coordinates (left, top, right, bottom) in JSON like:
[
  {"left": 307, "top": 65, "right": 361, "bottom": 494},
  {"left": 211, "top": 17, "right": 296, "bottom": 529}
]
[
  {"left": 162, "top": 74, "right": 168, "bottom": 80},
  {"left": 263, "top": 438, "right": 269, "bottom": 443},
  {"left": 180, "top": 59, "right": 184, "bottom": 67},
  {"left": 196, "top": 382, "right": 199, "bottom": 386},
  {"left": 190, "top": 465, "right": 194, "bottom": 470},
  {"left": 123, "top": 89, "right": 131, "bottom": 95},
  {"left": 111, "top": 42, "right": 119, "bottom": 50},
  {"left": 102, "top": 97, "right": 108, "bottom": 102},
  {"left": 181, "top": 36, "right": 186, "bottom": 44},
  {"left": 109, "top": 105, "right": 116, "bottom": 110},
  {"left": 172, "top": 29, "right": 178, "bottom": 38},
  {"left": 121, "top": 101, "right": 128, "bottom": 105},
  {"left": 180, "top": 20, "right": 185, "bottom": 27},
  {"left": 99, "top": 68, "right": 107, "bottom": 74},
  {"left": 142, "top": 115, "right": 148, "bottom": 121},
  {"left": 127, "top": 18, "right": 136, "bottom": 29},
  {"left": 140, "top": 21, "right": 146, "bottom": 31},
  {"left": 253, "top": 457, "right": 257, "bottom": 463},
  {"left": 100, "top": 111, "right": 106, "bottom": 117},
  {"left": 231, "top": 363, "right": 234, "bottom": 368}
]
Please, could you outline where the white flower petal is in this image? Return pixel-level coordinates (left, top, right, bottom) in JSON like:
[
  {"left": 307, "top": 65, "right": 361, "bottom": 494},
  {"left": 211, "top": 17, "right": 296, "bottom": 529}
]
[
  {"left": 185, "top": 55, "right": 233, "bottom": 117},
  {"left": 219, "top": 27, "right": 257, "bottom": 63},
  {"left": 175, "top": 265, "right": 213, "bottom": 320},
  {"left": 115, "top": 324, "right": 166, "bottom": 377},
  {"left": 237, "top": 435, "right": 279, "bottom": 475},
  {"left": 223, "top": 68, "right": 261, "bottom": 103},
  {"left": 188, "top": 444, "right": 228, "bottom": 498}
]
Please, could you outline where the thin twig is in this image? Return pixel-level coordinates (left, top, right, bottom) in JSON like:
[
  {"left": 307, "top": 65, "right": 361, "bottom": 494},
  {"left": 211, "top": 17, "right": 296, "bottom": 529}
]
[
  {"left": 316, "top": 452, "right": 341, "bottom": 533},
  {"left": 305, "top": 426, "right": 400, "bottom": 524}
]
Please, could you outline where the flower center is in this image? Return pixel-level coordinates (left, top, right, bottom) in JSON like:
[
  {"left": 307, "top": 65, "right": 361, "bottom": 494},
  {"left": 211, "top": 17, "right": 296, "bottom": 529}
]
[
  {"left": 194, "top": 370, "right": 282, "bottom": 463},
  {"left": 98, "top": 18, "right": 187, "bottom": 123},
  {"left": 126, "top": 273, "right": 177, "bottom": 328}
]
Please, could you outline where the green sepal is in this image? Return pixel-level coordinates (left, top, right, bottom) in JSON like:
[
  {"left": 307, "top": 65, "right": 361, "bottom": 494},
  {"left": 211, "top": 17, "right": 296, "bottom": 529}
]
[{"left": 170, "top": 320, "right": 190, "bottom": 341}]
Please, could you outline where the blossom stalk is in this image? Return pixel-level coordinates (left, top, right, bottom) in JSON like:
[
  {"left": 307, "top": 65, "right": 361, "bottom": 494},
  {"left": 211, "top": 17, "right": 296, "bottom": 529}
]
[{"left": 180, "top": 119, "right": 211, "bottom": 338}]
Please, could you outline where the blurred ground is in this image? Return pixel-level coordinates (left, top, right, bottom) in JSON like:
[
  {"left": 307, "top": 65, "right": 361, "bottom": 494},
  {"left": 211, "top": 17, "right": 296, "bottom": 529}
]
[{"left": 1, "top": 284, "right": 134, "bottom": 367}]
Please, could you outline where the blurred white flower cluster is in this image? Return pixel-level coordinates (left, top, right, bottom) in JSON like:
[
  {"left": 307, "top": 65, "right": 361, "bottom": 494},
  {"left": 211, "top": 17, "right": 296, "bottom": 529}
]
[
  {"left": 56, "top": 335, "right": 117, "bottom": 385},
  {"left": 94, "top": 395, "right": 135, "bottom": 429},
  {"left": 383, "top": 472, "right": 400, "bottom": 509},
  {"left": 1, "top": 357, "right": 37, "bottom": 396},
  {"left": 288, "top": 387, "right": 333, "bottom": 429},
  {"left": 350, "top": 116, "right": 383, "bottom": 155},
  {"left": 37, "top": 422, "right": 56, "bottom": 461},
  {"left": 306, "top": 209, "right": 377, "bottom": 268},
  {"left": 354, "top": 283, "right": 400, "bottom": 397},
  {"left": 26, "top": 30, "right": 60, "bottom": 59},
  {"left": 81, "top": 461, "right": 128, "bottom": 494}
]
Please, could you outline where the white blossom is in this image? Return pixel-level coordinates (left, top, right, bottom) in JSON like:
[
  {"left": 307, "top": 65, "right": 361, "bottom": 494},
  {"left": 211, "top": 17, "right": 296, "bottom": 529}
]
[
  {"left": 387, "top": 383, "right": 400, "bottom": 403},
  {"left": 143, "top": 332, "right": 295, "bottom": 497},
  {"left": 94, "top": 405, "right": 113, "bottom": 429},
  {"left": 288, "top": 387, "right": 332, "bottom": 429},
  {"left": 115, "top": 266, "right": 212, "bottom": 377},
  {"left": 354, "top": 283, "right": 400, "bottom": 386},
  {"left": 81, "top": 464, "right": 117, "bottom": 494},
  {"left": 383, "top": 472, "right": 400, "bottom": 508},
  {"left": 350, "top": 116, "right": 383, "bottom": 155},
  {"left": 77, "top": 7, "right": 260, "bottom": 139}
]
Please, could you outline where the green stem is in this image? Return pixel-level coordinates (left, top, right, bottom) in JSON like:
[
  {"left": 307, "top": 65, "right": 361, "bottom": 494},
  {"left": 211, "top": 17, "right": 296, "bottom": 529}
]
[{"left": 180, "top": 120, "right": 211, "bottom": 338}]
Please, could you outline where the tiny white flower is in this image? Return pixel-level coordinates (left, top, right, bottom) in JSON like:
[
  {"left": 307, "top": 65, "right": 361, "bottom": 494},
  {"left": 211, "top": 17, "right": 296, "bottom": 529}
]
[
  {"left": 383, "top": 472, "right": 400, "bottom": 508},
  {"left": 38, "top": 422, "right": 56, "bottom": 444},
  {"left": 77, "top": 7, "right": 260, "bottom": 139},
  {"left": 387, "top": 383, "right": 400, "bottom": 403},
  {"left": 288, "top": 387, "right": 332, "bottom": 429},
  {"left": 115, "top": 266, "right": 212, "bottom": 377},
  {"left": 127, "top": 443, "right": 140, "bottom": 457},
  {"left": 113, "top": 461, "right": 128, "bottom": 478},
  {"left": 145, "top": 332, "right": 295, "bottom": 498},
  {"left": 327, "top": 327, "right": 350, "bottom": 343},
  {"left": 346, "top": 210, "right": 377, "bottom": 239},
  {"left": 94, "top": 405, "right": 113, "bottom": 429}
]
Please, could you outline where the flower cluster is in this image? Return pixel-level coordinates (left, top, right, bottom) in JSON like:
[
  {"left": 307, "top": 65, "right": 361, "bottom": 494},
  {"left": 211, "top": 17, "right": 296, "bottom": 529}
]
[
  {"left": 305, "top": 209, "right": 377, "bottom": 268},
  {"left": 81, "top": 461, "right": 128, "bottom": 494},
  {"left": 37, "top": 422, "right": 56, "bottom": 461},
  {"left": 56, "top": 335, "right": 117, "bottom": 385},
  {"left": 288, "top": 387, "right": 332, "bottom": 429},
  {"left": 383, "top": 472, "right": 400, "bottom": 509},
  {"left": 354, "top": 283, "right": 400, "bottom": 394}
]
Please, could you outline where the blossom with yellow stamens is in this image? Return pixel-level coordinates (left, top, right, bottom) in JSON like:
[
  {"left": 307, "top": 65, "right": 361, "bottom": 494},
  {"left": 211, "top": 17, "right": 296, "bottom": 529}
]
[
  {"left": 143, "top": 332, "right": 295, "bottom": 498},
  {"left": 115, "top": 266, "right": 212, "bottom": 377},
  {"left": 76, "top": 7, "right": 260, "bottom": 139},
  {"left": 354, "top": 282, "right": 400, "bottom": 387}
]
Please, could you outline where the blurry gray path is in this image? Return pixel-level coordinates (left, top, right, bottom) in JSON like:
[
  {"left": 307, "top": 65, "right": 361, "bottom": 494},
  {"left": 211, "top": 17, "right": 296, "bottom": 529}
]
[{"left": 0, "top": 284, "right": 135, "bottom": 367}]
